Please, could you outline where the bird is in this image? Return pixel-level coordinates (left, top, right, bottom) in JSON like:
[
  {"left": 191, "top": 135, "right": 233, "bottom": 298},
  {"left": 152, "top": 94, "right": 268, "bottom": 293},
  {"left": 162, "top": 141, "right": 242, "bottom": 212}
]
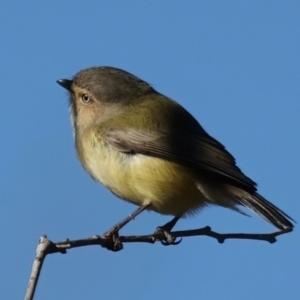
[{"left": 57, "top": 66, "right": 294, "bottom": 245}]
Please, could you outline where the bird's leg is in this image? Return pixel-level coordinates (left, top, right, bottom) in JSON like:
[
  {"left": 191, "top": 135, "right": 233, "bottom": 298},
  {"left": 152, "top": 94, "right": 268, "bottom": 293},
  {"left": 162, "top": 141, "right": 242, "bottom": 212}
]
[
  {"left": 103, "top": 204, "right": 151, "bottom": 251},
  {"left": 104, "top": 205, "right": 150, "bottom": 236},
  {"left": 154, "top": 216, "right": 182, "bottom": 245}
]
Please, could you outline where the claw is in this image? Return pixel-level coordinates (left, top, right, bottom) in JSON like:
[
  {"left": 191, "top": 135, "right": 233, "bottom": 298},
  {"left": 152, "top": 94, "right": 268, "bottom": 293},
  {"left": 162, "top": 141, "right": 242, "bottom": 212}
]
[
  {"left": 101, "top": 205, "right": 151, "bottom": 251},
  {"left": 102, "top": 232, "right": 123, "bottom": 252},
  {"left": 161, "top": 237, "right": 182, "bottom": 246},
  {"left": 155, "top": 226, "right": 182, "bottom": 246}
]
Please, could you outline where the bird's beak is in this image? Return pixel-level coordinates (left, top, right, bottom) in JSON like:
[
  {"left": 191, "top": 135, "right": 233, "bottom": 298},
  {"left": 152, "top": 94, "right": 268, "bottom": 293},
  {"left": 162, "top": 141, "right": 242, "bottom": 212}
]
[{"left": 56, "top": 79, "right": 73, "bottom": 91}]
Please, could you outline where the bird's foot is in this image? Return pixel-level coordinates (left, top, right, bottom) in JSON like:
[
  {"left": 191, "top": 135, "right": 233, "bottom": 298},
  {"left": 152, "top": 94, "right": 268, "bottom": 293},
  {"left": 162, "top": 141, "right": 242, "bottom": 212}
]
[
  {"left": 154, "top": 226, "right": 182, "bottom": 246},
  {"left": 102, "top": 230, "right": 123, "bottom": 252},
  {"left": 101, "top": 205, "right": 151, "bottom": 251}
]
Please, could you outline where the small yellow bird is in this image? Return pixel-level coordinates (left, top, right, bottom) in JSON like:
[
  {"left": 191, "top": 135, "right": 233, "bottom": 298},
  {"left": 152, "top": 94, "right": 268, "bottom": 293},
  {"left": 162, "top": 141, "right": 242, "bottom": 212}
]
[{"left": 57, "top": 66, "right": 294, "bottom": 242}]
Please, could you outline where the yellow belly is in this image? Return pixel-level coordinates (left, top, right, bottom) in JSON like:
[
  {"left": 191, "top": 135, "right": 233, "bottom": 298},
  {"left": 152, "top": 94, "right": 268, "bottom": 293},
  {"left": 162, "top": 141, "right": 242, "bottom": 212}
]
[{"left": 79, "top": 134, "right": 208, "bottom": 217}]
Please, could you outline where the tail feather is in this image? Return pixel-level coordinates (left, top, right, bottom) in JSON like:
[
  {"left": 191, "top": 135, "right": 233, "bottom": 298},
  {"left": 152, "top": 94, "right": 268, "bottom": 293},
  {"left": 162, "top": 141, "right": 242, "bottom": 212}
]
[{"left": 237, "top": 192, "right": 295, "bottom": 230}]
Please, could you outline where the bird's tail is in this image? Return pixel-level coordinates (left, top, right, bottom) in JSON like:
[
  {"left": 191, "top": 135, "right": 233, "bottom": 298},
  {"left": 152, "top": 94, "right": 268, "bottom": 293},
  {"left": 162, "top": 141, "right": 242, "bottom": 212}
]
[{"left": 235, "top": 190, "right": 294, "bottom": 230}]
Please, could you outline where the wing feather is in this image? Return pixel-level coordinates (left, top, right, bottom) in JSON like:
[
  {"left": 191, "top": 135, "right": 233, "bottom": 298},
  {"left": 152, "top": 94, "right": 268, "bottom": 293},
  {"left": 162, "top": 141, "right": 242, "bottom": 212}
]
[{"left": 103, "top": 128, "right": 257, "bottom": 192}]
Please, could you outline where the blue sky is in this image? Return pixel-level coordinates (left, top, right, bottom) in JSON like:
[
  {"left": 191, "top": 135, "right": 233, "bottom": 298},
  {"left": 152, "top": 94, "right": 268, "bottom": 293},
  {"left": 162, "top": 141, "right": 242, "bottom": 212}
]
[{"left": 1, "top": 2, "right": 300, "bottom": 299}]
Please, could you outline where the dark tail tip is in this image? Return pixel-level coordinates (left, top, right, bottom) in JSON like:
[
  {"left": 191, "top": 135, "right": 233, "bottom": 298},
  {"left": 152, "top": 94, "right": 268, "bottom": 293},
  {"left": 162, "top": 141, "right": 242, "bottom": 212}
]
[{"left": 239, "top": 192, "right": 295, "bottom": 230}]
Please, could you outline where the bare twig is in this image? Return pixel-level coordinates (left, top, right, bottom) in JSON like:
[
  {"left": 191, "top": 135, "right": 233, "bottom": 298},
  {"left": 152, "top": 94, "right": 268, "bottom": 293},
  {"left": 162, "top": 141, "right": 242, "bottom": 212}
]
[
  {"left": 24, "top": 226, "right": 292, "bottom": 300},
  {"left": 25, "top": 236, "right": 58, "bottom": 300}
]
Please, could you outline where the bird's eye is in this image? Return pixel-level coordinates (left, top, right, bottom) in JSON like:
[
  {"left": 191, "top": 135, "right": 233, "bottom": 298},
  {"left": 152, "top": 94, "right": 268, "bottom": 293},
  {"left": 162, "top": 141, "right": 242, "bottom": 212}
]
[{"left": 81, "top": 94, "right": 91, "bottom": 104}]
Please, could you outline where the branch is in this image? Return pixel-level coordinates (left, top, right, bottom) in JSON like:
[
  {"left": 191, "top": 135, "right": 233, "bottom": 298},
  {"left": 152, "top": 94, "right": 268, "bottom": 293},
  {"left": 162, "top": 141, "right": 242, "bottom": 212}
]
[
  {"left": 25, "top": 236, "right": 55, "bottom": 300},
  {"left": 25, "top": 226, "right": 292, "bottom": 300}
]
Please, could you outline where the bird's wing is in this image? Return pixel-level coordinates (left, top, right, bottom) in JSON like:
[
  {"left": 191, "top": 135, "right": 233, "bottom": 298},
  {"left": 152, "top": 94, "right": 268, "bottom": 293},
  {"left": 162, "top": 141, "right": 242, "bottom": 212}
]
[{"left": 102, "top": 128, "right": 257, "bottom": 192}]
